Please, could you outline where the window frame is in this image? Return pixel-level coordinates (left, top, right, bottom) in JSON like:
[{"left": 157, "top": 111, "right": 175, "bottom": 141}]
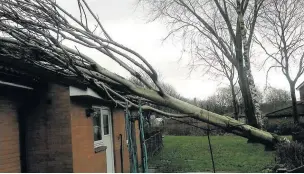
[{"left": 92, "top": 106, "right": 111, "bottom": 148}]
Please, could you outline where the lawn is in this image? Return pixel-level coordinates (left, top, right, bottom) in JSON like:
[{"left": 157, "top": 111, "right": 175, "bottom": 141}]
[{"left": 148, "top": 135, "right": 276, "bottom": 173}]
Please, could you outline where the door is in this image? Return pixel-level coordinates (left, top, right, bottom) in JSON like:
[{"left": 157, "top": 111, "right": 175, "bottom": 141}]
[{"left": 93, "top": 106, "right": 115, "bottom": 173}]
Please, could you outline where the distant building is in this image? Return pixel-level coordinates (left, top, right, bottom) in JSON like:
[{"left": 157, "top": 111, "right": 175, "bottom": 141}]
[
  {"left": 265, "top": 102, "right": 304, "bottom": 124},
  {"left": 264, "top": 82, "right": 304, "bottom": 124}
]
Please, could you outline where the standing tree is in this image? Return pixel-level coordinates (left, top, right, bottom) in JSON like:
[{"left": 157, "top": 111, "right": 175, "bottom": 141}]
[
  {"left": 257, "top": 0, "right": 304, "bottom": 124},
  {"left": 263, "top": 87, "right": 291, "bottom": 112},
  {"left": 202, "top": 87, "right": 242, "bottom": 118},
  {"left": 194, "top": 40, "right": 240, "bottom": 120},
  {"left": 139, "top": 0, "right": 265, "bottom": 128}
]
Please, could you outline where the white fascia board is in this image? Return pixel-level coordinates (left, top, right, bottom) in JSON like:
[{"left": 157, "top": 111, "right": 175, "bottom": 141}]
[{"left": 69, "top": 86, "right": 102, "bottom": 99}]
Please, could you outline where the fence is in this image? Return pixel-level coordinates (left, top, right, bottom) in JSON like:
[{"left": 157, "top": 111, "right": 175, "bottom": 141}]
[
  {"left": 145, "top": 131, "right": 163, "bottom": 158},
  {"left": 163, "top": 118, "right": 226, "bottom": 136}
]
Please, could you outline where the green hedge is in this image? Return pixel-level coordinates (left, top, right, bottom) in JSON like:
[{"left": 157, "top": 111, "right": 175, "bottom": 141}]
[
  {"left": 265, "top": 120, "right": 303, "bottom": 135},
  {"left": 275, "top": 141, "right": 304, "bottom": 170}
]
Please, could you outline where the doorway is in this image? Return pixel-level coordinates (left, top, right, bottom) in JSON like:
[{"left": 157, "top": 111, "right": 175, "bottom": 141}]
[{"left": 93, "top": 106, "right": 115, "bottom": 173}]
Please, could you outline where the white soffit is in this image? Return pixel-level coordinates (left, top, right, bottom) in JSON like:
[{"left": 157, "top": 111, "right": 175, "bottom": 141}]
[{"left": 69, "top": 86, "right": 102, "bottom": 99}]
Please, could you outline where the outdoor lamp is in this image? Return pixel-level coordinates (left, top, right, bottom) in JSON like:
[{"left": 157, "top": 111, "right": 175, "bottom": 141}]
[{"left": 85, "top": 107, "right": 94, "bottom": 117}]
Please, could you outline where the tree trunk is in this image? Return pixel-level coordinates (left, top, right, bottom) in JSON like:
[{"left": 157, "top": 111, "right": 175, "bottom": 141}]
[
  {"left": 237, "top": 3, "right": 263, "bottom": 128},
  {"left": 230, "top": 80, "right": 239, "bottom": 120},
  {"left": 133, "top": 86, "right": 285, "bottom": 146},
  {"left": 237, "top": 67, "right": 258, "bottom": 127},
  {"left": 81, "top": 56, "right": 285, "bottom": 145},
  {"left": 235, "top": 18, "right": 259, "bottom": 128},
  {"left": 290, "top": 82, "right": 299, "bottom": 124}
]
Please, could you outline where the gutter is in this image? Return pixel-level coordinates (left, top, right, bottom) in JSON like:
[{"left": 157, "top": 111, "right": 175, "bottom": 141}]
[{"left": 0, "top": 80, "right": 33, "bottom": 90}]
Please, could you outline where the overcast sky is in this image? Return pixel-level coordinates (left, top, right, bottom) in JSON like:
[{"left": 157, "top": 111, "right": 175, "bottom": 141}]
[{"left": 58, "top": 0, "right": 304, "bottom": 100}]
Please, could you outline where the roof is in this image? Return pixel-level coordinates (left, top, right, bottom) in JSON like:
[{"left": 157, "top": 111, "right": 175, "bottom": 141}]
[
  {"left": 0, "top": 65, "right": 40, "bottom": 86},
  {"left": 0, "top": 38, "right": 136, "bottom": 107},
  {"left": 296, "top": 81, "right": 304, "bottom": 90},
  {"left": 265, "top": 101, "right": 304, "bottom": 118},
  {"left": 0, "top": 40, "right": 91, "bottom": 89}
]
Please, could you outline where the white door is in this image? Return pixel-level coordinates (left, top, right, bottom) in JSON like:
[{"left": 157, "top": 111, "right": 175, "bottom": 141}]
[
  {"left": 101, "top": 107, "right": 115, "bottom": 173},
  {"left": 93, "top": 106, "right": 115, "bottom": 173}
]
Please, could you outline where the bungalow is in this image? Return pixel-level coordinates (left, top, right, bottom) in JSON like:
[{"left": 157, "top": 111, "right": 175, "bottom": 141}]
[
  {"left": 0, "top": 65, "right": 142, "bottom": 172},
  {"left": 265, "top": 102, "right": 304, "bottom": 124},
  {"left": 265, "top": 82, "right": 304, "bottom": 124}
]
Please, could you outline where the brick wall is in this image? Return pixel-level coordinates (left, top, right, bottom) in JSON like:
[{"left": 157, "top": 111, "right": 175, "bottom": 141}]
[
  {"left": 25, "top": 84, "right": 73, "bottom": 172},
  {"left": 135, "top": 119, "right": 142, "bottom": 168},
  {"left": 112, "top": 109, "right": 141, "bottom": 173},
  {"left": 70, "top": 100, "right": 107, "bottom": 173},
  {"left": 0, "top": 95, "right": 21, "bottom": 173},
  {"left": 0, "top": 82, "right": 143, "bottom": 173}
]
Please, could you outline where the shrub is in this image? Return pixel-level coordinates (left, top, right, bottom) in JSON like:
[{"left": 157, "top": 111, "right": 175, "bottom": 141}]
[
  {"left": 277, "top": 121, "right": 294, "bottom": 135},
  {"left": 265, "top": 120, "right": 302, "bottom": 135},
  {"left": 275, "top": 141, "right": 304, "bottom": 170},
  {"left": 265, "top": 123, "right": 279, "bottom": 134}
]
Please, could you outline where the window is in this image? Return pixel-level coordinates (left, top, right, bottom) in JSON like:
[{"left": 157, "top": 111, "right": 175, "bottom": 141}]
[
  {"left": 103, "top": 114, "right": 109, "bottom": 135},
  {"left": 93, "top": 107, "right": 102, "bottom": 147},
  {"left": 92, "top": 107, "right": 111, "bottom": 148}
]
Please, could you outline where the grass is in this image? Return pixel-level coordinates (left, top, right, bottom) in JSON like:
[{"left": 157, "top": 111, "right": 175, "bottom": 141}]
[{"left": 149, "top": 135, "right": 276, "bottom": 173}]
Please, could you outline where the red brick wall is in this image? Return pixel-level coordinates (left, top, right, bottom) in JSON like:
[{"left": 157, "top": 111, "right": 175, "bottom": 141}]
[
  {"left": 112, "top": 109, "right": 130, "bottom": 173},
  {"left": 70, "top": 100, "right": 107, "bottom": 173},
  {"left": 25, "top": 84, "right": 73, "bottom": 172},
  {"left": 112, "top": 109, "right": 141, "bottom": 173},
  {"left": 0, "top": 82, "right": 143, "bottom": 173},
  {"left": 135, "top": 119, "right": 142, "bottom": 168},
  {"left": 0, "top": 95, "right": 20, "bottom": 173}
]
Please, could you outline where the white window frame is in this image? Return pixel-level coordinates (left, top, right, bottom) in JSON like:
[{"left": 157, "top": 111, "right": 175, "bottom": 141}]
[{"left": 92, "top": 106, "right": 111, "bottom": 148}]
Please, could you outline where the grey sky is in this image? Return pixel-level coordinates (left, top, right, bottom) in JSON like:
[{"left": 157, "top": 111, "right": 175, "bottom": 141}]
[{"left": 58, "top": 0, "right": 304, "bottom": 100}]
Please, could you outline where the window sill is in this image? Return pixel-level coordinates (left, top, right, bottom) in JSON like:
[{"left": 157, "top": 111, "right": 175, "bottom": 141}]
[{"left": 94, "top": 146, "right": 107, "bottom": 153}]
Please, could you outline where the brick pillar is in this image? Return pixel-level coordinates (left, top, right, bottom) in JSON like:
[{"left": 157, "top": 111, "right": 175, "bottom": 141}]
[
  {"left": 0, "top": 95, "right": 21, "bottom": 173},
  {"left": 25, "top": 84, "right": 73, "bottom": 172}
]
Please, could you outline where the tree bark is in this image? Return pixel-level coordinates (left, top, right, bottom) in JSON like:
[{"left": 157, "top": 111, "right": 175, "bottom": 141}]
[
  {"left": 290, "top": 82, "right": 299, "bottom": 124},
  {"left": 230, "top": 80, "right": 239, "bottom": 120},
  {"left": 235, "top": 19, "right": 259, "bottom": 128},
  {"left": 237, "top": 1, "right": 263, "bottom": 128},
  {"left": 237, "top": 67, "right": 258, "bottom": 127}
]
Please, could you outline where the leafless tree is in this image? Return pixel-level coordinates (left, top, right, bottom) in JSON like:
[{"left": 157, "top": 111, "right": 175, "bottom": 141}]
[
  {"left": 263, "top": 87, "right": 291, "bottom": 112},
  {"left": 203, "top": 87, "right": 240, "bottom": 115},
  {"left": 257, "top": 0, "right": 304, "bottom": 124},
  {"left": 194, "top": 40, "right": 240, "bottom": 120},
  {"left": 0, "top": 0, "right": 288, "bottom": 144},
  {"left": 139, "top": 0, "right": 265, "bottom": 128}
]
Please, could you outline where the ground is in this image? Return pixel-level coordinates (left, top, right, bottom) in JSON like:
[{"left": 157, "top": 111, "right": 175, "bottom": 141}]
[{"left": 148, "top": 135, "right": 276, "bottom": 173}]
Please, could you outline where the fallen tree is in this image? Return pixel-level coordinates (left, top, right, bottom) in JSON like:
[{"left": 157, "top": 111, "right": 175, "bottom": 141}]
[{"left": 0, "top": 0, "right": 288, "bottom": 146}]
